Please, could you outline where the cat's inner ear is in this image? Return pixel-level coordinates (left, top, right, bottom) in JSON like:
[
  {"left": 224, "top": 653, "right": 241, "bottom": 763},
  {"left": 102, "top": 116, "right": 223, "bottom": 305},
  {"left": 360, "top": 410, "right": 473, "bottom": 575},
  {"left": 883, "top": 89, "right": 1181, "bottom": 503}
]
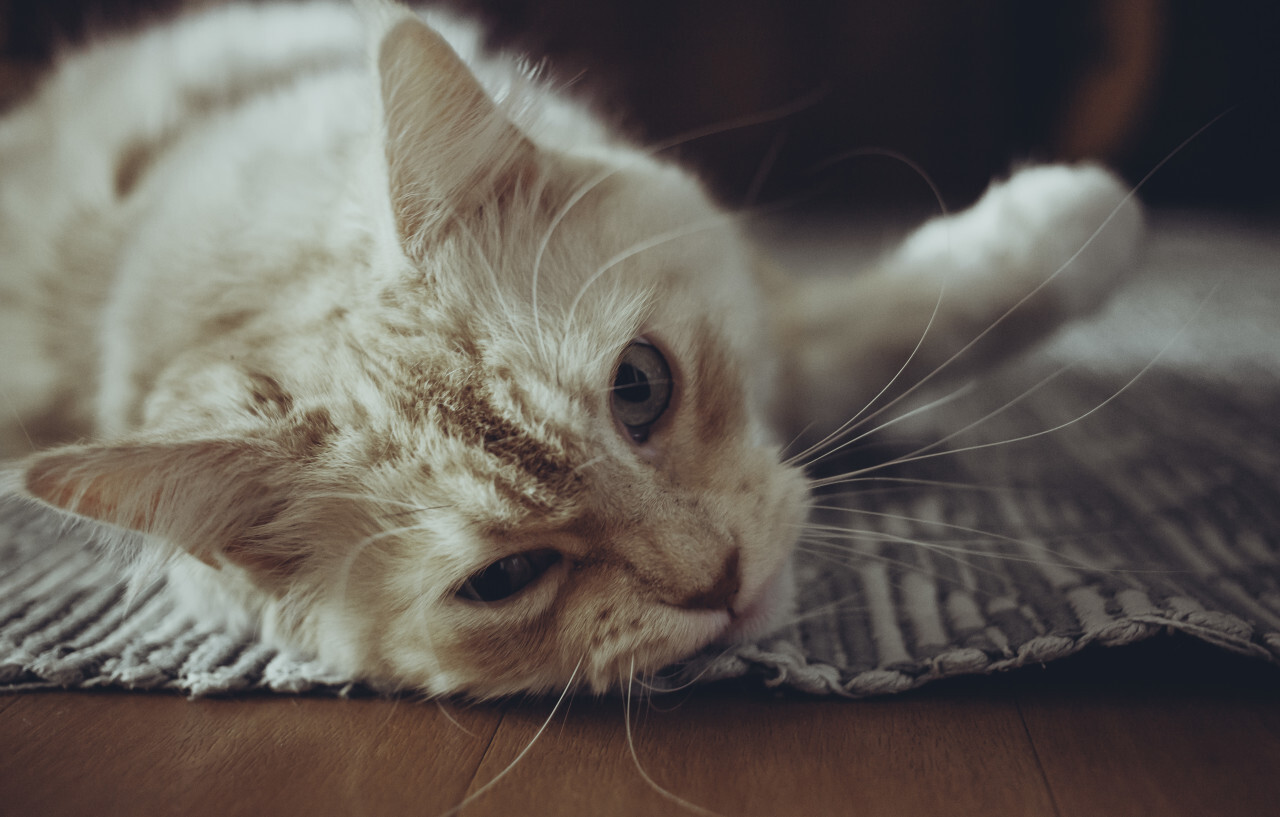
[
  {"left": 378, "top": 16, "right": 536, "bottom": 254},
  {"left": 21, "top": 440, "right": 305, "bottom": 580}
]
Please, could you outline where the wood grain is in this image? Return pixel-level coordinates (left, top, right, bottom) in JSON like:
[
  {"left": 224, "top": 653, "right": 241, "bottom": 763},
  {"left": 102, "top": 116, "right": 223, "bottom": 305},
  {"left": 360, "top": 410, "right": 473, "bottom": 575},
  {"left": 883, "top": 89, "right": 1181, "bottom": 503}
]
[
  {"left": 2, "top": 641, "right": 1278, "bottom": 817},
  {"left": 1019, "top": 691, "right": 1280, "bottom": 817},
  {"left": 0, "top": 692, "right": 503, "bottom": 817},
  {"left": 458, "top": 689, "right": 1056, "bottom": 817}
]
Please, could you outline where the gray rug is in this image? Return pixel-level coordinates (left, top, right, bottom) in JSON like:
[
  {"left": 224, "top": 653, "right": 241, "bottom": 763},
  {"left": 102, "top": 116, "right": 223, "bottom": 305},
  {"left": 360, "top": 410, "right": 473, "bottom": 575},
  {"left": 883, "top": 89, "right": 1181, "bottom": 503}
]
[{"left": 3, "top": 214, "right": 1279, "bottom": 697}]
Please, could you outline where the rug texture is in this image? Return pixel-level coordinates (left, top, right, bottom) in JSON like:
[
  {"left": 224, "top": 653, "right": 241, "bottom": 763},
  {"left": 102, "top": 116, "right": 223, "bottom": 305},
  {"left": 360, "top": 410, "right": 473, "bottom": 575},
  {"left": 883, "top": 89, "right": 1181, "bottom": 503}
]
[{"left": 3, "top": 215, "right": 1278, "bottom": 697}]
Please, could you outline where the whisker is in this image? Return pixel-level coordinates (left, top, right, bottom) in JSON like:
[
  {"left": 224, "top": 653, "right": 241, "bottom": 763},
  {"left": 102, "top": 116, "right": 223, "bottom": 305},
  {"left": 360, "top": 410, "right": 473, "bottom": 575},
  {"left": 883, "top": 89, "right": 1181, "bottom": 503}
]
[
  {"left": 777, "top": 589, "right": 878, "bottom": 629},
  {"left": 632, "top": 642, "right": 742, "bottom": 696},
  {"left": 809, "top": 503, "right": 1091, "bottom": 543},
  {"left": 894, "top": 362, "right": 1076, "bottom": 462},
  {"left": 742, "top": 124, "right": 789, "bottom": 209},
  {"left": 804, "top": 361, "right": 1073, "bottom": 481},
  {"left": 625, "top": 657, "right": 722, "bottom": 817},
  {"left": 785, "top": 283, "right": 948, "bottom": 467},
  {"left": 801, "top": 523, "right": 1092, "bottom": 571},
  {"left": 808, "top": 146, "right": 951, "bottom": 219},
  {"left": 815, "top": 476, "right": 1027, "bottom": 496},
  {"left": 798, "top": 519, "right": 1078, "bottom": 583},
  {"left": 792, "top": 539, "right": 988, "bottom": 585},
  {"left": 563, "top": 212, "right": 737, "bottom": 333},
  {"left": 438, "top": 659, "right": 583, "bottom": 817},
  {"left": 794, "top": 378, "right": 979, "bottom": 471},
  {"left": 649, "top": 86, "right": 829, "bottom": 155},
  {"left": 530, "top": 167, "right": 618, "bottom": 365},
  {"left": 793, "top": 129, "right": 1227, "bottom": 474},
  {"left": 800, "top": 520, "right": 1188, "bottom": 578},
  {"left": 824, "top": 112, "right": 1231, "bottom": 457},
  {"left": 434, "top": 698, "right": 478, "bottom": 738},
  {"left": 810, "top": 285, "right": 1219, "bottom": 488},
  {"left": 332, "top": 522, "right": 433, "bottom": 623}
]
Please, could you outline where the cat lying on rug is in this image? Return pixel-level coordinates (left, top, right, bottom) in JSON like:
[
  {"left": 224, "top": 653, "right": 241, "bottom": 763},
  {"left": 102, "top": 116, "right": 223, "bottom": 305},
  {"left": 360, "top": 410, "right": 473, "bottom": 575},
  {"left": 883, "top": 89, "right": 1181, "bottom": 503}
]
[{"left": 0, "top": 0, "right": 1141, "bottom": 697}]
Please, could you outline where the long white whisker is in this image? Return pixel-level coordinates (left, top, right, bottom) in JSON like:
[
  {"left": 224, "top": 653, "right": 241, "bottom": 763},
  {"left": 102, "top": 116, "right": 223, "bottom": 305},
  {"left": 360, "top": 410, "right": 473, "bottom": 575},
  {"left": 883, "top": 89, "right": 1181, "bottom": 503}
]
[
  {"left": 531, "top": 167, "right": 620, "bottom": 363},
  {"left": 809, "top": 146, "right": 951, "bottom": 219},
  {"left": 801, "top": 522, "right": 1092, "bottom": 571},
  {"left": 825, "top": 111, "right": 1231, "bottom": 448},
  {"left": 796, "top": 535, "right": 1009, "bottom": 583},
  {"left": 631, "top": 642, "right": 742, "bottom": 696},
  {"left": 786, "top": 282, "right": 947, "bottom": 467},
  {"left": 795, "top": 379, "right": 979, "bottom": 471},
  {"left": 333, "top": 522, "right": 432, "bottom": 614},
  {"left": 810, "top": 286, "right": 1218, "bottom": 489},
  {"left": 438, "top": 659, "right": 583, "bottom": 817},
  {"left": 742, "top": 125, "right": 789, "bottom": 208},
  {"left": 808, "top": 504, "right": 1075, "bottom": 543},
  {"left": 648, "top": 87, "right": 829, "bottom": 155},
  {"left": 434, "top": 699, "right": 478, "bottom": 738},
  {"left": 564, "top": 212, "right": 737, "bottom": 333},
  {"left": 529, "top": 88, "right": 831, "bottom": 366},
  {"left": 886, "top": 362, "right": 1076, "bottom": 462},
  {"left": 625, "top": 657, "right": 722, "bottom": 817},
  {"left": 815, "top": 476, "right": 1025, "bottom": 496},
  {"left": 792, "top": 539, "right": 984, "bottom": 585}
]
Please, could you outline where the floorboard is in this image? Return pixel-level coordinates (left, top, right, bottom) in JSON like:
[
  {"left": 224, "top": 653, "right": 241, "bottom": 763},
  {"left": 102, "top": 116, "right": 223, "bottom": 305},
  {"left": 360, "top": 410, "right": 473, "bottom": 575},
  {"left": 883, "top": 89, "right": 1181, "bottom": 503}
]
[
  {"left": 1018, "top": 685, "right": 1280, "bottom": 817},
  {"left": 1, "top": 638, "right": 1278, "bottom": 817},
  {"left": 459, "top": 688, "right": 1056, "bottom": 817},
  {"left": 0, "top": 692, "right": 503, "bottom": 817}
]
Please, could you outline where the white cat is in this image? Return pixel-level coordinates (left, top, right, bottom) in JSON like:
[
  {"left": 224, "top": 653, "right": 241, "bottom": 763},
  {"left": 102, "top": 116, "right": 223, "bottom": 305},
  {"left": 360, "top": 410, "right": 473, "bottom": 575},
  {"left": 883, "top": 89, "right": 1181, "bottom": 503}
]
[{"left": 0, "top": 0, "right": 1141, "bottom": 697}]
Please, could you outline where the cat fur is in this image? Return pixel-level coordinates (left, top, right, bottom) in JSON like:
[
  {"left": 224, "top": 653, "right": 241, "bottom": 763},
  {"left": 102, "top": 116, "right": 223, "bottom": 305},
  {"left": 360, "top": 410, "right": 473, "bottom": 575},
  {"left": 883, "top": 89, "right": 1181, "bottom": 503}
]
[{"left": 0, "top": 0, "right": 1142, "bottom": 697}]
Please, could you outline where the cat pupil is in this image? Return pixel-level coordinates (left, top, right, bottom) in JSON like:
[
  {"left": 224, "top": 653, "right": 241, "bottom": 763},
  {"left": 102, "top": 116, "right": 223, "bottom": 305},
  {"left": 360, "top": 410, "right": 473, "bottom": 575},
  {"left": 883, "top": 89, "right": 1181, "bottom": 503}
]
[{"left": 614, "top": 363, "right": 651, "bottom": 403}]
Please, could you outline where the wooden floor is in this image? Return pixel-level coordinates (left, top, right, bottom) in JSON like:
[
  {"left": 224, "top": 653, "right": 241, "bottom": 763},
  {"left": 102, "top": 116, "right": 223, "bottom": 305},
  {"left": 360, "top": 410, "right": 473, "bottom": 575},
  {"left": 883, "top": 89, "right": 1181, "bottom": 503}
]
[{"left": 2, "top": 637, "right": 1278, "bottom": 817}]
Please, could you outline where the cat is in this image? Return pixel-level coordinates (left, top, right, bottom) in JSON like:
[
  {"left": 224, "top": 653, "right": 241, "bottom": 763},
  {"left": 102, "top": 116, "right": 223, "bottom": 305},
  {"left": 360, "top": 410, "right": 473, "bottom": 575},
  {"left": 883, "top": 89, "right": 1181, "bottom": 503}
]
[{"left": 0, "top": 0, "right": 1141, "bottom": 698}]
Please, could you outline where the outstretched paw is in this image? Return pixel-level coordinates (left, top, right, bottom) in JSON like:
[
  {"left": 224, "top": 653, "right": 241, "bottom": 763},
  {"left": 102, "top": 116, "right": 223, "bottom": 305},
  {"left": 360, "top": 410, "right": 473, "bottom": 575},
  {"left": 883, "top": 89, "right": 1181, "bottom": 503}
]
[{"left": 894, "top": 163, "right": 1144, "bottom": 317}]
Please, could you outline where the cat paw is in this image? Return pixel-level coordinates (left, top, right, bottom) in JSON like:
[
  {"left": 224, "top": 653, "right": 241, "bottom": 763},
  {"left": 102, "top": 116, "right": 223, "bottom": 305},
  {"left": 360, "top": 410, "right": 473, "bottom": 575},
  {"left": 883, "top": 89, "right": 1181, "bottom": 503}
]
[
  {"left": 892, "top": 162, "right": 1144, "bottom": 319},
  {"left": 976, "top": 163, "right": 1144, "bottom": 315}
]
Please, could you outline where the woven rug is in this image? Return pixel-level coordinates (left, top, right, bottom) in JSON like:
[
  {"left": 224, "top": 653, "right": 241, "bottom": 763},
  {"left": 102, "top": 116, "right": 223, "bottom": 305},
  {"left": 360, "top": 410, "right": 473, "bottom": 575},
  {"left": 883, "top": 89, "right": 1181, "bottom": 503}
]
[{"left": 3, "top": 214, "right": 1279, "bottom": 697}]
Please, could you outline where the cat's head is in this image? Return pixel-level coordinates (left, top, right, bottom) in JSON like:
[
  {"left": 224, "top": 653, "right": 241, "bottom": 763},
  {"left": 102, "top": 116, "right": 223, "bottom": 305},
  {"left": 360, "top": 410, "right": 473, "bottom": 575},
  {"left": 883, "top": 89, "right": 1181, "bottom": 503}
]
[{"left": 11, "top": 7, "right": 809, "bottom": 697}]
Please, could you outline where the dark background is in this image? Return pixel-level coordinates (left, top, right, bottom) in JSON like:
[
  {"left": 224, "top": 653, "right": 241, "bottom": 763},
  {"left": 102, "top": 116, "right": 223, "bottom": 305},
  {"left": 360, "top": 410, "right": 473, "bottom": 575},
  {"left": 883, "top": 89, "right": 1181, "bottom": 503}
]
[{"left": 2, "top": 0, "right": 1276, "bottom": 215}]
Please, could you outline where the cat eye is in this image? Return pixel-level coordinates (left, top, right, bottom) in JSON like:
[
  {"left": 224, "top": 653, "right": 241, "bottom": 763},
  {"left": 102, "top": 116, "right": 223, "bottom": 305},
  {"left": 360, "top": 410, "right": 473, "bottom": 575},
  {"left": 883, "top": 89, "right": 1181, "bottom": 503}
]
[
  {"left": 456, "top": 549, "right": 562, "bottom": 603},
  {"left": 611, "top": 341, "right": 673, "bottom": 443}
]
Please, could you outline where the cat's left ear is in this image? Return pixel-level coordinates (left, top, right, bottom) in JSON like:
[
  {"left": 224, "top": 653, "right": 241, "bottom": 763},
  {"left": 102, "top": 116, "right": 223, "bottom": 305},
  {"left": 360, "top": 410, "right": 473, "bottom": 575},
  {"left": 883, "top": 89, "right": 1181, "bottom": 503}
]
[
  {"left": 375, "top": 13, "right": 537, "bottom": 258},
  {"left": 14, "top": 439, "right": 314, "bottom": 584}
]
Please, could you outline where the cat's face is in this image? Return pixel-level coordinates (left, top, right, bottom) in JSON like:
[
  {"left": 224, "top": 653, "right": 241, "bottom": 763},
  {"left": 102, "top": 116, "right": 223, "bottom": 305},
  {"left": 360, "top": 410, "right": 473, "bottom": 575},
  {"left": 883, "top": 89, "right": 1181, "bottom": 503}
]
[
  {"left": 263, "top": 133, "right": 808, "bottom": 696},
  {"left": 18, "top": 12, "right": 809, "bottom": 697},
  {"left": 341, "top": 162, "right": 808, "bottom": 696}
]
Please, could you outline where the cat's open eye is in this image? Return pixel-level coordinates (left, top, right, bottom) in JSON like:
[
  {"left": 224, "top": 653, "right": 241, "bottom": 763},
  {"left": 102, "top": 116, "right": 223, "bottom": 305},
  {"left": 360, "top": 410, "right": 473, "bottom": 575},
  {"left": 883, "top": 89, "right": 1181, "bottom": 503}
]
[
  {"left": 611, "top": 341, "right": 673, "bottom": 443},
  {"left": 456, "top": 549, "right": 562, "bottom": 603}
]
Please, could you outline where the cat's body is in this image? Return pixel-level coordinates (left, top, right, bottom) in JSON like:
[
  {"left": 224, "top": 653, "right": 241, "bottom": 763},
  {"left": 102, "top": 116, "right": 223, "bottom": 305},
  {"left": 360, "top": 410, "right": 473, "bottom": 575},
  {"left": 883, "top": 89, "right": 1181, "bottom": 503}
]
[{"left": 0, "top": 0, "right": 1141, "bottom": 697}]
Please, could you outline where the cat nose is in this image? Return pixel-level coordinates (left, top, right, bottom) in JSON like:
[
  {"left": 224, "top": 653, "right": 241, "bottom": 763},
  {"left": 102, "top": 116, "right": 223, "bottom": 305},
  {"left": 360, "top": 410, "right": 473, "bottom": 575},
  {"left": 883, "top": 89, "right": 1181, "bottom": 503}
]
[{"left": 677, "top": 549, "right": 740, "bottom": 611}]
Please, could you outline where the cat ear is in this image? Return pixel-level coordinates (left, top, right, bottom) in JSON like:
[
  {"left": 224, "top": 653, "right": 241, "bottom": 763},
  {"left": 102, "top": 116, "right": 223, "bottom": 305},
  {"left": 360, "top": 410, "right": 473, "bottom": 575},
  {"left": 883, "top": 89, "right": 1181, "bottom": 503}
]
[
  {"left": 376, "top": 14, "right": 536, "bottom": 256},
  {"left": 18, "top": 439, "right": 308, "bottom": 581}
]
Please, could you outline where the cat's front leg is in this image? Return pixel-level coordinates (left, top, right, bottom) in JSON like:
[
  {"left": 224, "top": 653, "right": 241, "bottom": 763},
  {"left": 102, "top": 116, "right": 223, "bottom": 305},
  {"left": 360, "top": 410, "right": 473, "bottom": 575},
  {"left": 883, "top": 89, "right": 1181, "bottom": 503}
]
[{"left": 772, "top": 163, "right": 1143, "bottom": 440}]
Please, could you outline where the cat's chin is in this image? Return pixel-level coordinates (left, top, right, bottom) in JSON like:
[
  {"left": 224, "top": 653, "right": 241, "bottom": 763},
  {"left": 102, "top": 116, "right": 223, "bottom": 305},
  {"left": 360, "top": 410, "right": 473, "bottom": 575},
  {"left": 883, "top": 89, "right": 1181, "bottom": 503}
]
[{"left": 716, "top": 557, "right": 796, "bottom": 645}]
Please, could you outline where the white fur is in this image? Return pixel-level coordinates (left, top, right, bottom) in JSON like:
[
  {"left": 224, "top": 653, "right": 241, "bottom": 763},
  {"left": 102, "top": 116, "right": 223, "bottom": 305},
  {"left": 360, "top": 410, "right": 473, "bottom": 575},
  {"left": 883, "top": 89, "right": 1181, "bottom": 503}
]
[{"left": 0, "top": 1, "right": 1142, "bottom": 697}]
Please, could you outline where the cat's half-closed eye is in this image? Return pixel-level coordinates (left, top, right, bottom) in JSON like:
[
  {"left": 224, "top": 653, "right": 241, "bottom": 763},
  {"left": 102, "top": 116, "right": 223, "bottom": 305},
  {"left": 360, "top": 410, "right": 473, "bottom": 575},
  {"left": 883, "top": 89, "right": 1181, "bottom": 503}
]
[{"left": 457, "top": 549, "right": 563, "bottom": 603}]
